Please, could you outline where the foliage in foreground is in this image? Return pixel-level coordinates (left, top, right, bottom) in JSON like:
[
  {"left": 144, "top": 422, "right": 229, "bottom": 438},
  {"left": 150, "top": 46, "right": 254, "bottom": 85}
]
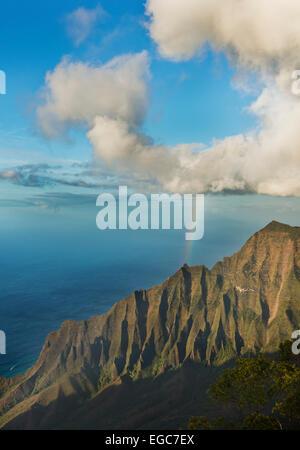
[{"left": 188, "top": 341, "right": 300, "bottom": 430}]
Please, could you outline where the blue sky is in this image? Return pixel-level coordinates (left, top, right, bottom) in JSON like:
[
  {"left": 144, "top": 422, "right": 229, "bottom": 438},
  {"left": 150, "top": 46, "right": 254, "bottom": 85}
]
[
  {"left": 2, "top": 1, "right": 300, "bottom": 378},
  {"left": 0, "top": 0, "right": 258, "bottom": 167},
  {"left": 1, "top": 0, "right": 300, "bottom": 204}
]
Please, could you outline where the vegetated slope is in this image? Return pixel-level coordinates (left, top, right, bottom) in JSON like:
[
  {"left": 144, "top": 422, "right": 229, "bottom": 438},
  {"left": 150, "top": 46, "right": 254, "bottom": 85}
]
[{"left": 0, "top": 221, "right": 299, "bottom": 429}]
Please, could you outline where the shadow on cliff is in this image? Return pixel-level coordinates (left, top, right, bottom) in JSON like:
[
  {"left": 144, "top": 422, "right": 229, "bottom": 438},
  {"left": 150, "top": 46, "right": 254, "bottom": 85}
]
[{"left": 3, "top": 360, "right": 231, "bottom": 430}]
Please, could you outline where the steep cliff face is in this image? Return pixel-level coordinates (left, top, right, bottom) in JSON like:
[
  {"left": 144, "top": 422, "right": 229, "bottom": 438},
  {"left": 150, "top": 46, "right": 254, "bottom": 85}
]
[{"left": 0, "top": 221, "right": 299, "bottom": 429}]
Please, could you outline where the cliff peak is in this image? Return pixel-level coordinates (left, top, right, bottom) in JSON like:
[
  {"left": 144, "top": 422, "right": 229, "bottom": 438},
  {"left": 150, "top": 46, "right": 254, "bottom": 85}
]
[
  {"left": 0, "top": 221, "right": 299, "bottom": 429},
  {"left": 260, "top": 220, "right": 300, "bottom": 234}
]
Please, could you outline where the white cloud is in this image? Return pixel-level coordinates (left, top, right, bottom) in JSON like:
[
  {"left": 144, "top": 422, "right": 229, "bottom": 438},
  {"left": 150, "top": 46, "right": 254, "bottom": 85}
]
[
  {"left": 65, "top": 4, "right": 105, "bottom": 46},
  {"left": 36, "top": 52, "right": 150, "bottom": 139},
  {"left": 146, "top": 0, "right": 300, "bottom": 70},
  {"left": 145, "top": 0, "right": 300, "bottom": 196},
  {"left": 36, "top": 1, "right": 300, "bottom": 196}
]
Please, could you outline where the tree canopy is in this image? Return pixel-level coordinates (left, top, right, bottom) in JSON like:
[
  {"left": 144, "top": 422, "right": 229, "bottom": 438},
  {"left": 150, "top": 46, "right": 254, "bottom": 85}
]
[{"left": 188, "top": 341, "right": 300, "bottom": 430}]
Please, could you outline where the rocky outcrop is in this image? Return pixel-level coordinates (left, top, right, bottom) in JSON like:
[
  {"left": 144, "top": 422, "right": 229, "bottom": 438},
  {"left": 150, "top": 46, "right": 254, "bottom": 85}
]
[{"left": 0, "top": 221, "right": 299, "bottom": 429}]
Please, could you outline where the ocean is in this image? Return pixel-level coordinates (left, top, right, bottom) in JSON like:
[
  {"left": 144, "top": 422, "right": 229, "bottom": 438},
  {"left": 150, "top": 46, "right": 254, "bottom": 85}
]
[{"left": 0, "top": 193, "right": 300, "bottom": 378}]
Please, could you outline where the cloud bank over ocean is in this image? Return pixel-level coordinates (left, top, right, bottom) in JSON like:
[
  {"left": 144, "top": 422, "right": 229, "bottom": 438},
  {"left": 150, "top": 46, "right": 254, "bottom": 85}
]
[{"left": 33, "top": 1, "right": 300, "bottom": 196}]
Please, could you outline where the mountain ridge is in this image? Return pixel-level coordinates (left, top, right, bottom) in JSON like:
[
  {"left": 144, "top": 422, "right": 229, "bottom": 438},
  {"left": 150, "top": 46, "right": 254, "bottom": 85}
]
[{"left": 0, "top": 220, "right": 299, "bottom": 429}]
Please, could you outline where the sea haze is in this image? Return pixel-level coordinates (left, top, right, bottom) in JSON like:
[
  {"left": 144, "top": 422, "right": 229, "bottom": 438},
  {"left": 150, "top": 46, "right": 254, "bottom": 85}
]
[{"left": 0, "top": 193, "right": 300, "bottom": 378}]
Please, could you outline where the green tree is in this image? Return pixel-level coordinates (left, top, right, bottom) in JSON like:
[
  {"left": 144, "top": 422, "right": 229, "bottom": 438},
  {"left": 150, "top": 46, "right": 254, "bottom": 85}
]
[{"left": 188, "top": 341, "right": 300, "bottom": 430}]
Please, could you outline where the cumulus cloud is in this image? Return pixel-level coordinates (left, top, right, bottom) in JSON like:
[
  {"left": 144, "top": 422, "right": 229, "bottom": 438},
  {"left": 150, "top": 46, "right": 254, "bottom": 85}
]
[
  {"left": 36, "top": 2, "right": 300, "bottom": 196},
  {"left": 146, "top": 0, "right": 300, "bottom": 70},
  {"left": 35, "top": 51, "right": 208, "bottom": 191},
  {"left": 144, "top": 0, "right": 300, "bottom": 196},
  {"left": 36, "top": 52, "right": 150, "bottom": 139},
  {"left": 65, "top": 4, "right": 105, "bottom": 45}
]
